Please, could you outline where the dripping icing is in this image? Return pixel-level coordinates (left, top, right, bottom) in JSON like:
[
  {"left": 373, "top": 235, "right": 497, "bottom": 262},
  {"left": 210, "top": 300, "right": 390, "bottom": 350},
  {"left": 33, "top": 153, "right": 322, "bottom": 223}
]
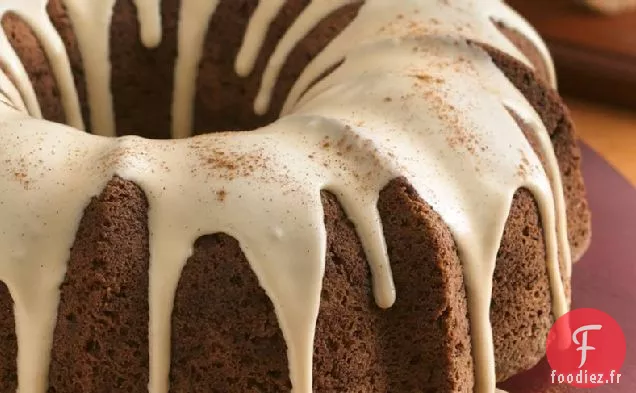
[
  {"left": 171, "top": 0, "right": 220, "bottom": 138},
  {"left": 0, "top": 1, "right": 569, "bottom": 393},
  {"left": 235, "top": 0, "right": 287, "bottom": 77}
]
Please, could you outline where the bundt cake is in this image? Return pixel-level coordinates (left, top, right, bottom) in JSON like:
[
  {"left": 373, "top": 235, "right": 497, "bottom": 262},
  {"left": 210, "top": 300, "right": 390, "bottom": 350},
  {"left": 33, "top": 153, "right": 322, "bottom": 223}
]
[{"left": 0, "top": 0, "right": 591, "bottom": 392}]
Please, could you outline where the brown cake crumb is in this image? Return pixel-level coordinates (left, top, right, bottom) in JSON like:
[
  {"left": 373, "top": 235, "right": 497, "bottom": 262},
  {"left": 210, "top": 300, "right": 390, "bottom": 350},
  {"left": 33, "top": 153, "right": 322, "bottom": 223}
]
[
  {"left": 0, "top": 283, "right": 17, "bottom": 392},
  {"left": 48, "top": 177, "right": 150, "bottom": 392}
]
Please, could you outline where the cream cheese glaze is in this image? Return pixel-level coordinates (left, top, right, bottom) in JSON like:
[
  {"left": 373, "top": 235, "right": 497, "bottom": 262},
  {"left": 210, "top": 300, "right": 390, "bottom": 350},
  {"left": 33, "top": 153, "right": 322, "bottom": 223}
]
[{"left": 0, "top": 0, "right": 569, "bottom": 392}]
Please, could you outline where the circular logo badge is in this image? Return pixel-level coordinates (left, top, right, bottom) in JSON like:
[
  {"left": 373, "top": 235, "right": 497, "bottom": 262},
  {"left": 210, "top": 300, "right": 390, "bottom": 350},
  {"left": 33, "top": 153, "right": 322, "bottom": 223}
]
[{"left": 546, "top": 308, "right": 626, "bottom": 388}]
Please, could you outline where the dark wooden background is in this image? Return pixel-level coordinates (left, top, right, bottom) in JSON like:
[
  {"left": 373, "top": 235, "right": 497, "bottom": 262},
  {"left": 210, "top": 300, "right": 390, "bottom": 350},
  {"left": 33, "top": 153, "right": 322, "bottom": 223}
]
[{"left": 507, "top": 0, "right": 636, "bottom": 110}]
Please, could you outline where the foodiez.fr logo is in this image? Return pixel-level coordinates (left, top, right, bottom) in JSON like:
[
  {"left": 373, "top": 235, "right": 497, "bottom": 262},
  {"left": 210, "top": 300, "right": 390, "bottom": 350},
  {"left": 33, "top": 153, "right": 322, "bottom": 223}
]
[{"left": 546, "top": 308, "right": 626, "bottom": 388}]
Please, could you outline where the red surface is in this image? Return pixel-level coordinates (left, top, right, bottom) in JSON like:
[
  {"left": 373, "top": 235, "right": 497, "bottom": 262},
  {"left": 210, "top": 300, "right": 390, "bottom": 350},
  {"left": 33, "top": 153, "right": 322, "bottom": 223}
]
[{"left": 500, "top": 144, "right": 636, "bottom": 393}]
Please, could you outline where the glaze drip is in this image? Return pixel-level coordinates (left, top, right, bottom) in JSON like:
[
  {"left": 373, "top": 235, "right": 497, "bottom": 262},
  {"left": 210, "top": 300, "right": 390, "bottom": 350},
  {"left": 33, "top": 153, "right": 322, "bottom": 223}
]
[
  {"left": 171, "top": 0, "right": 220, "bottom": 138},
  {"left": 133, "top": 0, "right": 163, "bottom": 47},
  {"left": 61, "top": 0, "right": 117, "bottom": 136},
  {"left": 235, "top": 0, "right": 287, "bottom": 77},
  {"left": 0, "top": 1, "right": 568, "bottom": 393}
]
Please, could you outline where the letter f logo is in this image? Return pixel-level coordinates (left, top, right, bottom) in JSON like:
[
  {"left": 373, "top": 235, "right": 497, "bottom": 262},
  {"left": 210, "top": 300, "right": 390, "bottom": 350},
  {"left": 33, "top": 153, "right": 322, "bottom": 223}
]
[{"left": 572, "top": 324, "right": 602, "bottom": 368}]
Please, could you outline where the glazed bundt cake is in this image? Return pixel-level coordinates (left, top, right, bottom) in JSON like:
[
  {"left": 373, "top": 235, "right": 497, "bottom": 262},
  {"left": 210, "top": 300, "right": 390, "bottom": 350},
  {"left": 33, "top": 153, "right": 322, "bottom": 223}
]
[{"left": 0, "top": 0, "right": 591, "bottom": 392}]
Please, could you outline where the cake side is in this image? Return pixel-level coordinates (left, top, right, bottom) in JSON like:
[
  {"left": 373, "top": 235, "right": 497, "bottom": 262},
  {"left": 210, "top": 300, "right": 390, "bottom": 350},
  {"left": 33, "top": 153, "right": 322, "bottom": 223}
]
[
  {"left": 0, "top": 158, "right": 577, "bottom": 393},
  {"left": 169, "top": 234, "right": 291, "bottom": 392},
  {"left": 169, "top": 181, "right": 474, "bottom": 392},
  {"left": 34, "top": 176, "right": 475, "bottom": 392},
  {"left": 481, "top": 35, "right": 591, "bottom": 261},
  {"left": 477, "top": 26, "right": 591, "bottom": 379},
  {"left": 34, "top": 145, "right": 575, "bottom": 392},
  {"left": 48, "top": 177, "right": 150, "bottom": 392},
  {"left": 375, "top": 179, "right": 475, "bottom": 392}
]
